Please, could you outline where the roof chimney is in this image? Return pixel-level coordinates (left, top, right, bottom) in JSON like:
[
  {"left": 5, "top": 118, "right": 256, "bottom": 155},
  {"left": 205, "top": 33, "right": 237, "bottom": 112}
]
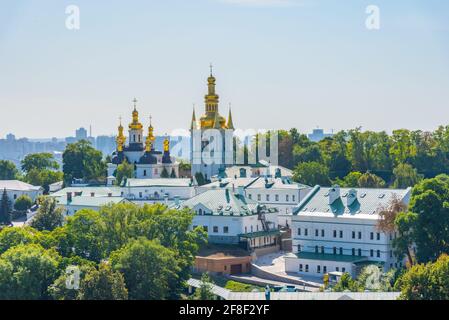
[
  {"left": 328, "top": 185, "right": 341, "bottom": 205},
  {"left": 347, "top": 189, "right": 358, "bottom": 207}
]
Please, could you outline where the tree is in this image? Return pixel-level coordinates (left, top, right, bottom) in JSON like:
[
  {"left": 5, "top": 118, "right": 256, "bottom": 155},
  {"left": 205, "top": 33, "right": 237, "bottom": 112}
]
[
  {"left": 14, "top": 194, "right": 33, "bottom": 212},
  {"left": 392, "top": 163, "right": 423, "bottom": 189},
  {"left": 397, "top": 254, "right": 449, "bottom": 300},
  {"left": 0, "top": 244, "right": 61, "bottom": 300},
  {"left": 0, "top": 189, "right": 11, "bottom": 225},
  {"left": 110, "top": 238, "right": 180, "bottom": 300},
  {"left": 21, "top": 153, "right": 59, "bottom": 173},
  {"left": 30, "top": 197, "right": 65, "bottom": 232},
  {"left": 395, "top": 175, "right": 449, "bottom": 263},
  {"left": 293, "top": 161, "right": 330, "bottom": 186},
  {"left": 332, "top": 273, "right": 360, "bottom": 292},
  {"left": 160, "top": 167, "right": 169, "bottom": 178},
  {"left": 192, "top": 273, "right": 216, "bottom": 300},
  {"left": 334, "top": 172, "right": 362, "bottom": 188},
  {"left": 195, "top": 172, "right": 206, "bottom": 186},
  {"left": 24, "top": 168, "right": 63, "bottom": 194},
  {"left": 115, "top": 159, "right": 134, "bottom": 186},
  {"left": 78, "top": 262, "right": 128, "bottom": 300},
  {"left": 0, "top": 160, "right": 19, "bottom": 180},
  {"left": 62, "top": 140, "right": 106, "bottom": 184},
  {"left": 357, "top": 172, "right": 386, "bottom": 188}
]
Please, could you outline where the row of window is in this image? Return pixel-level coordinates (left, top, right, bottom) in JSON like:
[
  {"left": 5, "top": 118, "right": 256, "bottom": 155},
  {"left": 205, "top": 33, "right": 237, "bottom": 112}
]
[
  {"left": 299, "top": 245, "right": 387, "bottom": 258},
  {"left": 248, "top": 194, "right": 296, "bottom": 202},
  {"left": 299, "top": 264, "right": 346, "bottom": 274},
  {"left": 193, "top": 225, "right": 229, "bottom": 234},
  {"left": 297, "top": 228, "right": 383, "bottom": 241}
]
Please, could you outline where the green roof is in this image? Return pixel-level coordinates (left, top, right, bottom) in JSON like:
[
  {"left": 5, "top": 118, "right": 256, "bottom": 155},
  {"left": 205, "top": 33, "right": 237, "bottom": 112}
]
[
  {"left": 238, "top": 229, "right": 281, "bottom": 238},
  {"left": 293, "top": 185, "right": 411, "bottom": 217},
  {"left": 296, "top": 252, "right": 369, "bottom": 263},
  {"left": 180, "top": 189, "right": 277, "bottom": 216}
]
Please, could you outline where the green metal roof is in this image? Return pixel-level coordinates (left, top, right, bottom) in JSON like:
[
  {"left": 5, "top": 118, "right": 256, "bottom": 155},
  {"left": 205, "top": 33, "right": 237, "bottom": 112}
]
[
  {"left": 293, "top": 185, "right": 411, "bottom": 217},
  {"left": 180, "top": 189, "right": 276, "bottom": 216},
  {"left": 296, "top": 252, "right": 369, "bottom": 263}
]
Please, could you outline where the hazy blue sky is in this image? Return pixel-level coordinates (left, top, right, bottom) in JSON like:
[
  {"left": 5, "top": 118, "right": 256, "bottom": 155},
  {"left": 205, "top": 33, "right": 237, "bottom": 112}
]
[{"left": 0, "top": 0, "right": 448, "bottom": 138}]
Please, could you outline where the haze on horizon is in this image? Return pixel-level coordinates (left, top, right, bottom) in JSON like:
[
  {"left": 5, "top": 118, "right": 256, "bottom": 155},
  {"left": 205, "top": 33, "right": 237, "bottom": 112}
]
[{"left": 0, "top": 0, "right": 448, "bottom": 139}]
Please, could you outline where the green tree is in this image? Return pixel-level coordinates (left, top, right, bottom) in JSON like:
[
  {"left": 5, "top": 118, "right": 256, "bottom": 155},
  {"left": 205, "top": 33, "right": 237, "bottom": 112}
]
[
  {"left": 24, "top": 168, "right": 63, "bottom": 194},
  {"left": 62, "top": 140, "right": 106, "bottom": 184},
  {"left": 195, "top": 172, "right": 206, "bottom": 186},
  {"left": 397, "top": 254, "right": 449, "bottom": 300},
  {"left": 0, "top": 160, "right": 19, "bottom": 180},
  {"left": 395, "top": 175, "right": 449, "bottom": 263},
  {"left": 0, "top": 189, "right": 12, "bottom": 225},
  {"left": 160, "top": 167, "right": 169, "bottom": 178},
  {"left": 21, "top": 153, "right": 59, "bottom": 173},
  {"left": 0, "top": 244, "right": 61, "bottom": 300},
  {"left": 30, "top": 197, "right": 65, "bottom": 232},
  {"left": 332, "top": 273, "right": 360, "bottom": 292},
  {"left": 78, "top": 262, "right": 128, "bottom": 300},
  {"left": 293, "top": 161, "right": 330, "bottom": 186},
  {"left": 110, "top": 238, "right": 180, "bottom": 300},
  {"left": 334, "top": 171, "right": 362, "bottom": 188},
  {"left": 192, "top": 273, "right": 216, "bottom": 300},
  {"left": 13, "top": 194, "right": 33, "bottom": 212},
  {"left": 392, "top": 163, "right": 423, "bottom": 189},
  {"left": 115, "top": 159, "right": 134, "bottom": 186},
  {"left": 357, "top": 172, "right": 386, "bottom": 188}
]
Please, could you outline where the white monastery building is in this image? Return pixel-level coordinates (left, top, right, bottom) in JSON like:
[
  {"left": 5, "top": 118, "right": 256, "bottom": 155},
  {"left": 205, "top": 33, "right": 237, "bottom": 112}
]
[{"left": 285, "top": 185, "right": 412, "bottom": 278}]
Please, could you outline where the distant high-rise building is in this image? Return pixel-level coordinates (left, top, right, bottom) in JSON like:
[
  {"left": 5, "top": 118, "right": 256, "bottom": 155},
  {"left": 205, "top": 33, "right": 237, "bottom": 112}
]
[
  {"left": 308, "top": 128, "right": 334, "bottom": 142},
  {"left": 75, "top": 127, "right": 88, "bottom": 141}
]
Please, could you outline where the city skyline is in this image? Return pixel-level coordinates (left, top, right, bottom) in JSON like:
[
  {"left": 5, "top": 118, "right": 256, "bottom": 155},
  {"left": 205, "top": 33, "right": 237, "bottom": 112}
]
[{"left": 1, "top": 0, "right": 449, "bottom": 138}]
